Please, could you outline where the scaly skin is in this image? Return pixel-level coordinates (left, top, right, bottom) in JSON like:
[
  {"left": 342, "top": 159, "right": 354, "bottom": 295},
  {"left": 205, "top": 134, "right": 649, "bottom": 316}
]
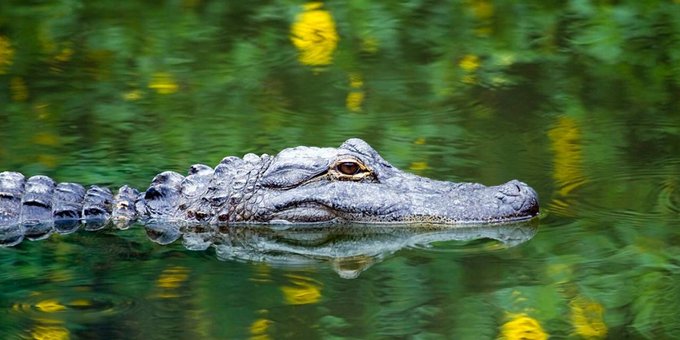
[{"left": 0, "top": 138, "right": 539, "bottom": 229}]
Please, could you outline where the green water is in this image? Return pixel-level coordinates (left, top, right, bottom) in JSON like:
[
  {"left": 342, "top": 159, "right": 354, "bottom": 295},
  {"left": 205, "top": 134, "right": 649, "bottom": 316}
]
[{"left": 1, "top": 0, "right": 679, "bottom": 338}]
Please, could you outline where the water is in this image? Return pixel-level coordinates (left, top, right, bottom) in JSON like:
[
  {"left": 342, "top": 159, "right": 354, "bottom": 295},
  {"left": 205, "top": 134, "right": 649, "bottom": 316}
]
[{"left": 1, "top": 1, "right": 679, "bottom": 338}]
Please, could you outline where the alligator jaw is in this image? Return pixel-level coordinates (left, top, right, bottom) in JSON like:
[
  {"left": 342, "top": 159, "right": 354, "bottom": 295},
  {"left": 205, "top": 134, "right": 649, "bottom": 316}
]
[{"left": 261, "top": 175, "right": 539, "bottom": 224}]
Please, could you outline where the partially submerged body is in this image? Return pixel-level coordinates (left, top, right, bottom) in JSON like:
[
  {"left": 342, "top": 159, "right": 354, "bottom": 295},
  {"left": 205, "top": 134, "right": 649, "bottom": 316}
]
[{"left": 0, "top": 138, "right": 539, "bottom": 229}]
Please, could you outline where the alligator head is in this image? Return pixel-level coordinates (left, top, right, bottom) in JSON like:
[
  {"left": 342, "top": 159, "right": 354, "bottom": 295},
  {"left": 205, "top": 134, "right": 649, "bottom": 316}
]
[{"left": 233, "top": 138, "right": 539, "bottom": 224}]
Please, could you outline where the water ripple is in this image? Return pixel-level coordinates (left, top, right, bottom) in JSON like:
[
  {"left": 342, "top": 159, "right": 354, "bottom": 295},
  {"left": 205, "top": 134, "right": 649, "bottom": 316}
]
[{"left": 547, "top": 161, "right": 680, "bottom": 224}]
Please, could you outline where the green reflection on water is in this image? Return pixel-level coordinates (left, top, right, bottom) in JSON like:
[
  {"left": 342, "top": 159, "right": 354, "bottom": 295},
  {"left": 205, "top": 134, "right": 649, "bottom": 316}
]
[{"left": 1, "top": 0, "right": 680, "bottom": 338}]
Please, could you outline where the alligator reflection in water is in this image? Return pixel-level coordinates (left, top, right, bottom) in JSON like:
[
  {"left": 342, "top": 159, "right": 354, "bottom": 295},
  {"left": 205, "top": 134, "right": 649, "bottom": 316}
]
[
  {"left": 153, "top": 222, "right": 538, "bottom": 278},
  {"left": 2, "top": 221, "right": 537, "bottom": 278}
]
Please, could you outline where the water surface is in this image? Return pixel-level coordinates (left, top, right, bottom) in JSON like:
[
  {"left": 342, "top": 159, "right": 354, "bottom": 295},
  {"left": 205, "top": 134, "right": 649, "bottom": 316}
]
[{"left": 1, "top": 1, "right": 679, "bottom": 338}]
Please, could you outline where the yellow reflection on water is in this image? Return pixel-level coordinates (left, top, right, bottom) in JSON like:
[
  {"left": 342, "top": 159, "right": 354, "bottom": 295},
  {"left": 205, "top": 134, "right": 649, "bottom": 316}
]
[
  {"left": 250, "top": 263, "right": 273, "bottom": 284},
  {"left": 149, "top": 72, "right": 179, "bottom": 94},
  {"left": 68, "top": 299, "right": 92, "bottom": 308},
  {"left": 468, "top": 0, "right": 494, "bottom": 20},
  {"left": 157, "top": 266, "right": 190, "bottom": 288},
  {"left": 0, "top": 35, "right": 14, "bottom": 74},
  {"left": 154, "top": 266, "right": 191, "bottom": 298},
  {"left": 346, "top": 72, "right": 365, "bottom": 112},
  {"left": 281, "top": 273, "right": 322, "bottom": 305},
  {"left": 34, "top": 299, "right": 67, "bottom": 313},
  {"left": 249, "top": 317, "right": 273, "bottom": 340},
  {"left": 498, "top": 313, "right": 548, "bottom": 340},
  {"left": 549, "top": 116, "right": 584, "bottom": 195},
  {"left": 31, "top": 325, "right": 70, "bottom": 340},
  {"left": 459, "top": 54, "right": 480, "bottom": 72},
  {"left": 548, "top": 116, "right": 587, "bottom": 216},
  {"left": 10, "top": 76, "right": 29, "bottom": 101},
  {"left": 467, "top": 0, "right": 494, "bottom": 36},
  {"left": 290, "top": 2, "right": 338, "bottom": 67},
  {"left": 409, "top": 161, "right": 429, "bottom": 171},
  {"left": 346, "top": 91, "right": 365, "bottom": 112},
  {"left": 570, "top": 296, "right": 607, "bottom": 338},
  {"left": 459, "top": 54, "right": 480, "bottom": 84},
  {"left": 123, "top": 89, "right": 143, "bottom": 101},
  {"left": 348, "top": 72, "right": 364, "bottom": 88},
  {"left": 54, "top": 47, "right": 74, "bottom": 63}
]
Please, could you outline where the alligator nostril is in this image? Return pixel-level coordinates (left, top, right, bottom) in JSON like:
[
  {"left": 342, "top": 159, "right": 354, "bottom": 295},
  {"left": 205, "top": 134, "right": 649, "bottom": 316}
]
[{"left": 499, "top": 182, "right": 521, "bottom": 196}]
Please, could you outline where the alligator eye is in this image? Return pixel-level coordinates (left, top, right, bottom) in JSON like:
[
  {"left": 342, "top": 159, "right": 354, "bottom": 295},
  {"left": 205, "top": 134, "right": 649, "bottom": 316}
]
[{"left": 336, "top": 162, "right": 360, "bottom": 175}]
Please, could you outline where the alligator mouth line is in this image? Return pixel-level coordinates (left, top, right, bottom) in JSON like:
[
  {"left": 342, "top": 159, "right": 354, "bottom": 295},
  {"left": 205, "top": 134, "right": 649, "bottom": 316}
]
[
  {"left": 476, "top": 213, "right": 538, "bottom": 224},
  {"left": 270, "top": 202, "right": 341, "bottom": 224},
  {"left": 270, "top": 198, "right": 539, "bottom": 225}
]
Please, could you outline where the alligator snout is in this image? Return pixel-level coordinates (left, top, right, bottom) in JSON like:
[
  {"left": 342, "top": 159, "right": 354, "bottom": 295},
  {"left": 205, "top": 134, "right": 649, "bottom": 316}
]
[{"left": 494, "top": 180, "right": 540, "bottom": 219}]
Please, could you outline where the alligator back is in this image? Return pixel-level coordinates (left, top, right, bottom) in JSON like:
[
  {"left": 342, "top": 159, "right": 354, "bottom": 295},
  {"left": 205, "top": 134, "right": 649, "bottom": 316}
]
[{"left": 0, "top": 171, "right": 139, "bottom": 230}]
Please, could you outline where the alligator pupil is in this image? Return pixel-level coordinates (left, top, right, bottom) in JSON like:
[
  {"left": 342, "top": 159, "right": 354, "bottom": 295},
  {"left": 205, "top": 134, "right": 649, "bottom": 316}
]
[{"left": 337, "top": 162, "right": 360, "bottom": 175}]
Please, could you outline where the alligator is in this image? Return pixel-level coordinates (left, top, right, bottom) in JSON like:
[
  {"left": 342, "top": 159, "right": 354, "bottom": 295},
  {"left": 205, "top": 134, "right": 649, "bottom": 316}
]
[{"left": 0, "top": 138, "right": 539, "bottom": 233}]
